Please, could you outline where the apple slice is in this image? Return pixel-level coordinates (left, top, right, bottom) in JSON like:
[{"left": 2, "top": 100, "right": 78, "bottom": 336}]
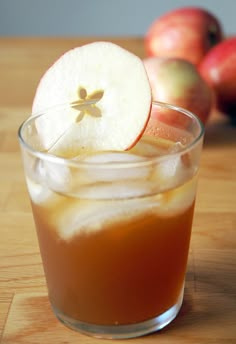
[{"left": 32, "top": 41, "right": 151, "bottom": 156}]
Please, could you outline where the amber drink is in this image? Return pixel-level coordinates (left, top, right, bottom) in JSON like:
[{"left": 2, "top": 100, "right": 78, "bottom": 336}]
[{"left": 18, "top": 101, "right": 204, "bottom": 339}]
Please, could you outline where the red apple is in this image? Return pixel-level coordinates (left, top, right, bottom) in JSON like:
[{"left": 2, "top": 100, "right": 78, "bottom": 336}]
[
  {"left": 143, "top": 56, "right": 212, "bottom": 126},
  {"left": 145, "top": 7, "right": 223, "bottom": 66},
  {"left": 199, "top": 37, "right": 236, "bottom": 117}
]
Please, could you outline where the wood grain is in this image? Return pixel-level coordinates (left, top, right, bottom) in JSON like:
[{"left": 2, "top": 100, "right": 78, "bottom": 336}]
[{"left": 0, "top": 37, "right": 236, "bottom": 343}]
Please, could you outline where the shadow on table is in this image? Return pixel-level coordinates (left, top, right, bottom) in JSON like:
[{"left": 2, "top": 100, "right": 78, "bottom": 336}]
[{"left": 154, "top": 260, "right": 236, "bottom": 341}]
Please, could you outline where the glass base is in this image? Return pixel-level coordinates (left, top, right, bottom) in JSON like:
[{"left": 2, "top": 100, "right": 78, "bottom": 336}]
[{"left": 52, "top": 289, "right": 184, "bottom": 339}]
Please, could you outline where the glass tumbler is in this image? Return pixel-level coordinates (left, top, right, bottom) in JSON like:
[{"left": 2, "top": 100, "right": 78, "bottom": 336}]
[{"left": 18, "top": 101, "right": 204, "bottom": 339}]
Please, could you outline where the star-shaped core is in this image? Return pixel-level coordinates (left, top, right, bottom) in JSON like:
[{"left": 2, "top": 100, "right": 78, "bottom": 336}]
[{"left": 71, "top": 87, "right": 104, "bottom": 123}]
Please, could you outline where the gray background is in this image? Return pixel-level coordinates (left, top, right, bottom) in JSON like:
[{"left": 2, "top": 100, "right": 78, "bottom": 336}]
[{"left": 0, "top": 0, "right": 235, "bottom": 37}]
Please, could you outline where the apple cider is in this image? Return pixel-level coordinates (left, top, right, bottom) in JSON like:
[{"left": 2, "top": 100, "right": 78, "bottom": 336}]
[
  {"left": 31, "top": 182, "right": 195, "bottom": 326},
  {"left": 26, "top": 132, "right": 198, "bottom": 326},
  {"left": 19, "top": 98, "right": 204, "bottom": 338}
]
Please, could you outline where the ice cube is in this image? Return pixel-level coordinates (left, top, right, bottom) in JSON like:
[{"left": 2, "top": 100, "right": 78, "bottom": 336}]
[
  {"left": 153, "top": 155, "right": 184, "bottom": 191},
  {"left": 73, "top": 180, "right": 154, "bottom": 200},
  {"left": 153, "top": 148, "right": 195, "bottom": 192},
  {"left": 155, "top": 177, "right": 197, "bottom": 217},
  {"left": 26, "top": 177, "right": 53, "bottom": 205},
  {"left": 74, "top": 151, "right": 151, "bottom": 184},
  {"left": 56, "top": 196, "right": 161, "bottom": 240},
  {"left": 130, "top": 136, "right": 168, "bottom": 157},
  {"left": 43, "top": 160, "right": 71, "bottom": 193},
  {"left": 82, "top": 151, "right": 145, "bottom": 164},
  {"left": 25, "top": 153, "right": 71, "bottom": 200},
  {"left": 168, "top": 141, "right": 184, "bottom": 154},
  {"left": 160, "top": 156, "right": 182, "bottom": 178}
]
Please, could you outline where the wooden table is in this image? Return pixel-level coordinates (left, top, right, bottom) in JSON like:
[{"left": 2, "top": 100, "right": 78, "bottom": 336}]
[{"left": 0, "top": 37, "right": 236, "bottom": 343}]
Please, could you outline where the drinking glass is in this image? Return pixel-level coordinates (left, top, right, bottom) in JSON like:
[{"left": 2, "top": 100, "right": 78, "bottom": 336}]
[{"left": 18, "top": 101, "right": 204, "bottom": 339}]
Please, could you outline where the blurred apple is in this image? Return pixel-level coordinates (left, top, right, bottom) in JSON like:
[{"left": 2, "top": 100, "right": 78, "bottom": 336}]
[
  {"left": 199, "top": 37, "right": 236, "bottom": 118},
  {"left": 143, "top": 56, "right": 212, "bottom": 126},
  {"left": 145, "top": 7, "right": 223, "bottom": 66}
]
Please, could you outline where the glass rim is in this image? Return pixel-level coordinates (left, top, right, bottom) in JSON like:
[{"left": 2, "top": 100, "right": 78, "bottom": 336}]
[{"left": 18, "top": 100, "right": 204, "bottom": 169}]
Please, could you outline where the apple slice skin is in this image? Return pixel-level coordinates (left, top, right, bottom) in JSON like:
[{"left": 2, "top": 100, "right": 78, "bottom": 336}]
[
  {"left": 32, "top": 41, "right": 152, "bottom": 153},
  {"left": 199, "top": 37, "right": 236, "bottom": 115}
]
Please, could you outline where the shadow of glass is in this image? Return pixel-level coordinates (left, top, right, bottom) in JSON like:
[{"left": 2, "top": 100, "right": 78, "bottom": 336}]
[{"left": 153, "top": 263, "right": 236, "bottom": 340}]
